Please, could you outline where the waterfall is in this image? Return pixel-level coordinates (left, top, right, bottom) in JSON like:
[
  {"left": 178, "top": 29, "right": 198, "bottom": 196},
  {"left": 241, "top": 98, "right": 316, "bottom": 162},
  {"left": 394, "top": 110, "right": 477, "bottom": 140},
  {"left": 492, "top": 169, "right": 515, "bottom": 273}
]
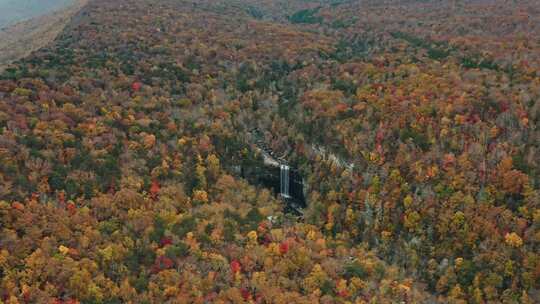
[{"left": 280, "top": 164, "right": 290, "bottom": 198}]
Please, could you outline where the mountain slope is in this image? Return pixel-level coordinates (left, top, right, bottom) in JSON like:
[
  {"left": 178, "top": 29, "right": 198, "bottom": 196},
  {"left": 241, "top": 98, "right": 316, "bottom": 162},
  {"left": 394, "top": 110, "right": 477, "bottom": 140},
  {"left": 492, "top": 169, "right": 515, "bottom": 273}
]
[{"left": 0, "top": 0, "right": 538, "bottom": 303}]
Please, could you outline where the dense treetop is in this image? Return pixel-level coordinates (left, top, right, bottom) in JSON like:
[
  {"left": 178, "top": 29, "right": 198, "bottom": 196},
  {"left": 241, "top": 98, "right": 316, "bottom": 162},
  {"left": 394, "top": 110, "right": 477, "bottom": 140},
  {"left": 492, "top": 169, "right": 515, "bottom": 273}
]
[{"left": 0, "top": 0, "right": 539, "bottom": 303}]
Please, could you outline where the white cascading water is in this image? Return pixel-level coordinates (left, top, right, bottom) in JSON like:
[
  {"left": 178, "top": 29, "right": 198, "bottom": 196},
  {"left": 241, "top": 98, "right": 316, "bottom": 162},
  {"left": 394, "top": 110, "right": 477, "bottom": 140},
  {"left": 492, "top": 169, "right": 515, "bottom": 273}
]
[{"left": 280, "top": 164, "right": 290, "bottom": 198}]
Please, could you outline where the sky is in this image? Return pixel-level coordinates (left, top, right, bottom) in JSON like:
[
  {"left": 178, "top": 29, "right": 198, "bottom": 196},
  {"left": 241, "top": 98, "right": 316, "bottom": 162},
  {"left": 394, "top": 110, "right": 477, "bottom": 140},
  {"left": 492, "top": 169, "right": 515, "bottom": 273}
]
[{"left": 0, "top": 0, "right": 74, "bottom": 29}]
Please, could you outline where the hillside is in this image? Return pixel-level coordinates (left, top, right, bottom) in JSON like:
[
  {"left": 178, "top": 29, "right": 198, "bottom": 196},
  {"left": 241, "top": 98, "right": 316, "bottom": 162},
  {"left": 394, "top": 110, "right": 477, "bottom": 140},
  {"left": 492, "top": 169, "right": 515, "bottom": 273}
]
[
  {"left": 0, "top": 0, "right": 87, "bottom": 70},
  {"left": 0, "top": 0, "right": 76, "bottom": 28},
  {"left": 0, "top": 0, "right": 539, "bottom": 303}
]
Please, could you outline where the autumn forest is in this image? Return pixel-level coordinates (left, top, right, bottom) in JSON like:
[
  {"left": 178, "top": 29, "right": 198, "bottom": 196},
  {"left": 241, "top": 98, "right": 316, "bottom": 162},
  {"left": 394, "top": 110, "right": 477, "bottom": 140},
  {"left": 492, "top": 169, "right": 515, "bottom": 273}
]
[{"left": 0, "top": 0, "right": 539, "bottom": 303}]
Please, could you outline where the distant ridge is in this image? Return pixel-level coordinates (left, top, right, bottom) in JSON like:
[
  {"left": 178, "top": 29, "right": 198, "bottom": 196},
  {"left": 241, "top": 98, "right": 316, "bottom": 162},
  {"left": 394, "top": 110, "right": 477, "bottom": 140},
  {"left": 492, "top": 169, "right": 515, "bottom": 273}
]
[
  {"left": 0, "top": 0, "right": 87, "bottom": 71},
  {"left": 0, "top": 0, "right": 75, "bottom": 29}
]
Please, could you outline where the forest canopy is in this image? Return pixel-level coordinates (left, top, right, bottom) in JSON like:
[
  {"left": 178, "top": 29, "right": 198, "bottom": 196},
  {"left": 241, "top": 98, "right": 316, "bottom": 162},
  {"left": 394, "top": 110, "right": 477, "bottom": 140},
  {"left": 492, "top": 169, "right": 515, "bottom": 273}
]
[{"left": 0, "top": 0, "right": 539, "bottom": 303}]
